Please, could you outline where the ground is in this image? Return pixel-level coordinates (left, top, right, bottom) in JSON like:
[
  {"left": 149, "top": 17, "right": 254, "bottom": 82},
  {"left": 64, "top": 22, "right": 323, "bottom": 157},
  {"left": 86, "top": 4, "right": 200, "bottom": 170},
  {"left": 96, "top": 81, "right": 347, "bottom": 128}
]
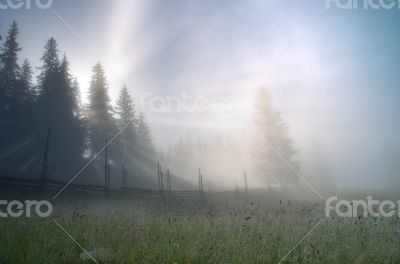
[{"left": 0, "top": 192, "right": 400, "bottom": 263}]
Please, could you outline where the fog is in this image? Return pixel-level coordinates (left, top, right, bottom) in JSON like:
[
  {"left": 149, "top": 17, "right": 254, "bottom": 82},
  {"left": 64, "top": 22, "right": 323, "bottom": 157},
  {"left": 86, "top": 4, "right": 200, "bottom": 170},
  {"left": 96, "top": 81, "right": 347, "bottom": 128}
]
[{"left": 1, "top": 0, "right": 400, "bottom": 196}]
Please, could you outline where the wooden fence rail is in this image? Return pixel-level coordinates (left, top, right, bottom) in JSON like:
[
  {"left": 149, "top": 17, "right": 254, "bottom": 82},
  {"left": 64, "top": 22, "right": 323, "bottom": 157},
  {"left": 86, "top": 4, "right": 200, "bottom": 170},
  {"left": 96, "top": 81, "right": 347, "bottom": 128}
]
[{"left": 0, "top": 174, "right": 204, "bottom": 198}]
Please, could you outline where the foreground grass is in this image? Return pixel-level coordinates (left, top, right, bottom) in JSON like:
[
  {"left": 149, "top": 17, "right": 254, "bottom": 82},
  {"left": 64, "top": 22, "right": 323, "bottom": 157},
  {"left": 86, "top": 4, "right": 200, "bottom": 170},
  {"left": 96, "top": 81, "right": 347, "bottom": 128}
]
[{"left": 1, "top": 195, "right": 400, "bottom": 263}]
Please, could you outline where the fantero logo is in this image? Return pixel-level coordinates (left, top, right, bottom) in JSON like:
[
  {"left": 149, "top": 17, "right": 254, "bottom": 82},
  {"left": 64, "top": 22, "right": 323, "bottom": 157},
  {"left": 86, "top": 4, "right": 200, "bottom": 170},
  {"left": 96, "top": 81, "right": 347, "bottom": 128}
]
[
  {"left": 325, "top": 0, "right": 400, "bottom": 9},
  {"left": 0, "top": 0, "right": 53, "bottom": 10},
  {"left": 325, "top": 196, "right": 400, "bottom": 218},
  {"left": 0, "top": 200, "right": 53, "bottom": 218}
]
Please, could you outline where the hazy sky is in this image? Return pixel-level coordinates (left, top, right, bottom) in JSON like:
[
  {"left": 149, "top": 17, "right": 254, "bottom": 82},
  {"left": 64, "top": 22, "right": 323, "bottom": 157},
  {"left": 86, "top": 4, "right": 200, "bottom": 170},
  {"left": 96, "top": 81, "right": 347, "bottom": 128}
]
[{"left": 1, "top": 0, "right": 400, "bottom": 189}]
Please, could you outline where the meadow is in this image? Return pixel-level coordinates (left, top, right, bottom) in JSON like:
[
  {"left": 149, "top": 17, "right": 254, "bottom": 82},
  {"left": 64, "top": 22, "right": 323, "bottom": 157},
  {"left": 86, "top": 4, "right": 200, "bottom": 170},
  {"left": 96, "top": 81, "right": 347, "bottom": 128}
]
[{"left": 1, "top": 193, "right": 400, "bottom": 263}]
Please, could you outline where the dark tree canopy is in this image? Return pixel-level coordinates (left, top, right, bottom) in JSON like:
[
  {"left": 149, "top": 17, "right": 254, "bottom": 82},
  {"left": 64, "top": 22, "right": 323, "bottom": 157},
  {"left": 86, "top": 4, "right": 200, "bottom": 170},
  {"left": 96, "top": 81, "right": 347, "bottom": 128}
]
[
  {"left": 0, "top": 20, "right": 21, "bottom": 111},
  {"left": 0, "top": 21, "right": 158, "bottom": 188}
]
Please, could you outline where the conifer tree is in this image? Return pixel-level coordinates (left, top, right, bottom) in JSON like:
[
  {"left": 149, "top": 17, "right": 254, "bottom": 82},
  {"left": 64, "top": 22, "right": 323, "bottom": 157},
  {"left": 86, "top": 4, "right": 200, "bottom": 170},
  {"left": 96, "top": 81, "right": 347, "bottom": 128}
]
[
  {"left": 18, "top": 59, "right": 34, "bottom": 104},
  {"left": 34, "top": 39, "right": 85, "bottom": 179},
  {"left": 116, "top": 85, "right": 136, "bottom": 160},
  {"left": 0, "top": 21, "right": 21, "bottom": 111},
  {"left": 136, "top": 112, "right": 155, "bottom": 177},
  {"left": 252, "top": 88, "right": 300, "bottom": 187},
  {"left": 88, "top": 62, "right": 115, "bottom": 151}
]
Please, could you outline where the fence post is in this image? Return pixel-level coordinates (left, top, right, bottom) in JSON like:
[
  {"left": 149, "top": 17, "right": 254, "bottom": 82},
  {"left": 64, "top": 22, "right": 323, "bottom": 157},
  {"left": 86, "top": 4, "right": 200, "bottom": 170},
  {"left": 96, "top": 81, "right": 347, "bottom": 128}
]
[
  {"left": 121, "top": 165, "right": 126, "bottom": 194},
  {"left": 158, "top": 164, "right": 166, "bottom": 204},
  {"left": 107, "top": 162, "right": 111, "bottom": 195},
  {"left": 124, "top": 167, "right": 127, "bottom": 190},
  {"left": 167, "top": 169, "right": 172, "bottom": 196},
  {"left": 198, "top": 168, "right": 203, "bottom": 196},
  {"left": 105, "top": 138, "right": 109, "bottom": 196},
  {"left": 157, "top": 161, "right": 160, "bottom": 193},
  {"left": 160, "top": 166, "right": 165, "bottom": 194},
  {"left": 158, "top": 163, "right": 165, "bottom": 196},
  {"left": 244, "top": 171, "right": 248, "bottom": 204},
  {"left": 40, "top": 128, "right": 51, "bottom": 192}
]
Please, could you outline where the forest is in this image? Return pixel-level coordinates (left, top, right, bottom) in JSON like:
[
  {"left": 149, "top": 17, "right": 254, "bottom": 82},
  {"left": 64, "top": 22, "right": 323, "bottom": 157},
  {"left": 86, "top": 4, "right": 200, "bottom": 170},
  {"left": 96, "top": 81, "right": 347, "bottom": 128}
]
[
  {"left": 0, "top": 21, "right": 156, "bottom": 188},
  {"left": 0, "top": 21, "right": 303, "bottom": 192}
]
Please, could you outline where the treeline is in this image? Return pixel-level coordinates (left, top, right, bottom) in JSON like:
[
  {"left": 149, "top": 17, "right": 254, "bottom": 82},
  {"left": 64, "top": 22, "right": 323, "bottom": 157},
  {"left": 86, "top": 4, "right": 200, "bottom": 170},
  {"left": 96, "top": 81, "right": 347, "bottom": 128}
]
[
  {"left": 163, "top": 88, "right": 301, "bottom": 189},
  {"left": 162, "top": 134, "right": 249, "bottom": 190},
  {"left": 0, "top": 21, "right": 156, "bottom": 187}
]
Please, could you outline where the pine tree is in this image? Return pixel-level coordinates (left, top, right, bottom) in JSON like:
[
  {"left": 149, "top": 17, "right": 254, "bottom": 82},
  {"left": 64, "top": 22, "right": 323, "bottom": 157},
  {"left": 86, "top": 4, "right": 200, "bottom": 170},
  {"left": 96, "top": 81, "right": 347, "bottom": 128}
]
[
  {"left": 33, "top": 39, "right": 85, "bottom": 180},
  {"left": 116, "top": 85, "right": 136, "bottom": 160},
  {"left": 0, "top": 21, "right": 21, "bottom": 111},
  {"left": 136, "top": 112, "right": 155, "bottom": 177},
  {"left": 88, "top": 62, "right": 115, "bottom": 151},
  {"left": 252, "top": 88, "right": 300, "bottom": 187},
  {"left": 36, "top": 38, "right": 61, "bottom": 124},
  {"left": 137, "top": 112, "right": 153, "bottom": 150},
  {"left": 71, "top": 77, "right": 82, "bottom": 117},
  {"left": 18, "top": 59, "right": 34, "bottom": 105},
  {"left": 39, "top": 37, "right": 59, "bottom": 76},
  {"left": 0, "top": 21, "right": 23, "bottom": 161}
]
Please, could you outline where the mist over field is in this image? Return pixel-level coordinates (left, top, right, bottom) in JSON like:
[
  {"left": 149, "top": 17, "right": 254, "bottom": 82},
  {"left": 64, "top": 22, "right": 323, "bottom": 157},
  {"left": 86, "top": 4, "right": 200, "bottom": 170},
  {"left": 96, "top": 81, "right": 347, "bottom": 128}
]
[{"left": 1, "top": 0, "right": 400, "bottom": 263}]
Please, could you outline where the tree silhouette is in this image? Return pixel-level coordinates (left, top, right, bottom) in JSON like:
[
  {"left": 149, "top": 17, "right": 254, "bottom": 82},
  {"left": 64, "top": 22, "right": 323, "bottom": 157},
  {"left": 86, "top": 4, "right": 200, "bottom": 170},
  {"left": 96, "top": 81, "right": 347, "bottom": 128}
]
[
  {"left": 0, "top": 21, "right": 21, "bottom": 107},
  {"left": 88, "top": 63, "right": 116, "bottom": 153},
  {"left": 34, "top": 39, "right": 85, "bottom": 180},
  {"left": 0, "top": 21, "right": 158, "bottom": 186},
  {"left": 136, "top": 112, "right": 155, "bottom": 178},
  {"left": 18, "top": 59, "right": 34, "bottom": 105},
  {"left": 252, "top": 88, "right": 300, "bottom": 187},
  {"left": 116, "top": 85, "right": 136, "bottom": 162},
  {"left": 0, "top": 21, "right": 28, "bottom": 175}
]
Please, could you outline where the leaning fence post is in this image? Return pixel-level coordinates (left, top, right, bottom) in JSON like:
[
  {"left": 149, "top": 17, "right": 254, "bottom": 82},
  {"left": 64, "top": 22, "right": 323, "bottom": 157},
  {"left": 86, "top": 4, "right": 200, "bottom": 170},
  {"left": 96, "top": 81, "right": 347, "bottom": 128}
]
[
  {"left": 157, "top": 161, "right": 161, "bottom": 193},
  {"left": 40, "top": 128, "right": 51, "bottom": 192}
]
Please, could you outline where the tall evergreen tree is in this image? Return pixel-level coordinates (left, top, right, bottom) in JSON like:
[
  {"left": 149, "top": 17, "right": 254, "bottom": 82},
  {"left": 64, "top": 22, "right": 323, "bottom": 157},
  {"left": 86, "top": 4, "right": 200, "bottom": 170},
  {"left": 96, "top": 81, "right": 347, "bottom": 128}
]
[
  {"left": 33, "top": 39, "right": 85, "bottom": 180},
  {"left": 116, "top": 85, "right": 136, "bottom": 160},
  {"left": 137, "top": 112, "right": 153, "bottom": 150},
  {"left": 0, "top": 21, "right": 23, "bottom": 165},
  {"left": 18, "top": 59, "right": 34, "bottom": 105},
  {"left": 0, "top": 21, "right": 21, "bottom": 111},
  {"left": 251, "top": 88, "right": 300, "bottom": 187},
  {"left": 88, "top": 62, "right": 115, "bottom": 152},
  {"left": 136, "top": 112, "right": 155, "bottom": 177}
]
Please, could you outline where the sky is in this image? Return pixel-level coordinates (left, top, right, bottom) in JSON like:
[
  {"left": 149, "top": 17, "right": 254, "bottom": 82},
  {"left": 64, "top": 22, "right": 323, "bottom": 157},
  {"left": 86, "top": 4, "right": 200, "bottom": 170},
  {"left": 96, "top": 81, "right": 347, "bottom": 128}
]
[{"left": 1, "top": 0, "right": 400, "bottom": 189}]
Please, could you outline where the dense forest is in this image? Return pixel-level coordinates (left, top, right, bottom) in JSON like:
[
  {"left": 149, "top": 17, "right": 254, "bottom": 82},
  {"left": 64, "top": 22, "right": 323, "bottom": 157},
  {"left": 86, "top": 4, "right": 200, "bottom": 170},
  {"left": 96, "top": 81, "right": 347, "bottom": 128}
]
[
  {"left": 0, "top": 21, "right": 156, "bottom": 188},
  {"left": 0, "top": 21, "right": 305, "bottom": 190}
]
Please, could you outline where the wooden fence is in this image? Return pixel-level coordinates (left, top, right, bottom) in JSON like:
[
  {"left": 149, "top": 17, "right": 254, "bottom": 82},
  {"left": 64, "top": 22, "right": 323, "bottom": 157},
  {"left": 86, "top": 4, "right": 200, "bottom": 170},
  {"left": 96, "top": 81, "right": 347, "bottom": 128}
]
[
  {"left": 0, "top": 164, "right": 205, "bottom": 198},
  {"left": 0, "top": 132, "right": 251, "bottom": 199}
]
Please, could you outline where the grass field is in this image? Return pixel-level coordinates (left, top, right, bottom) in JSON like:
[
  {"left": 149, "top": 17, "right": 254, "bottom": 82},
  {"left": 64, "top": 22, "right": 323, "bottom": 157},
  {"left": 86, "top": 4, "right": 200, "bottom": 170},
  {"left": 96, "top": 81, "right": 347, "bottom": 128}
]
[{"left": 1, "top": 193, "right": 400, "bottom": 263}]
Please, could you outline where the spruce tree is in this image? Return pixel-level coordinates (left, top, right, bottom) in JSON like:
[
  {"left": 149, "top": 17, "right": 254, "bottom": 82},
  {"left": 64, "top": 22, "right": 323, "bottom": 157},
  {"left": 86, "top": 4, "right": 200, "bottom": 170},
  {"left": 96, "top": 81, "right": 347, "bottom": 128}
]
[
  {"left": 252, "top": 88, "right": 300, "bottom": 187},
  {"left": 136, "top": 112, "right": 155, "bottom": 176},
  {"left": 116, "top": 85, "right": 136, "bottom": 160},
  {"left": 34, "top": 39, "right": 85, "bottom": 180},
  {"left": 88, "top": 62, "right": 115, "bottom": 152},
  {"left": 18, "top": 59, "right": 34, "bottom": 105},
  {"left": 0, "top": 21, "right": 21, "bottom": 111},
  {"left": 0, "top": 21, "right": 22, "bottom": 162}
]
